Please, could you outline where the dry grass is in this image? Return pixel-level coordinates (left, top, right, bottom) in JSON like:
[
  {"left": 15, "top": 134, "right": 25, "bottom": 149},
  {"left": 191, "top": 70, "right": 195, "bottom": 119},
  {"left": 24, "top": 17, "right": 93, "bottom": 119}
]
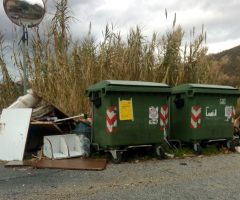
[
  {"left": 1, "top": 1, "right": 210, "bottom": 115},
  {"left": 0, "top": 31, "right": 20, "bottom": 110}
]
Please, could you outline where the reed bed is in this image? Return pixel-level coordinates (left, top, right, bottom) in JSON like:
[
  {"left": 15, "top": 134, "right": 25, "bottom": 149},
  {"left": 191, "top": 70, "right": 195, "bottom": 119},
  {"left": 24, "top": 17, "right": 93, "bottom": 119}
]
[
  {"left": 1, "top": 0, "right": 210, "bottom": 115},
  {"left": 0, "top": 31, "right": 20, "bottom": 109}
]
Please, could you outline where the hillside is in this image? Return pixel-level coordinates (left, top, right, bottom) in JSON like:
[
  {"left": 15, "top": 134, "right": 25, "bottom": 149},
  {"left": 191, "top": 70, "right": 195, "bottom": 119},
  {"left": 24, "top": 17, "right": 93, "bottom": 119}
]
[{"left": 209, "top": 45, "right": 240, "bottom": 86}]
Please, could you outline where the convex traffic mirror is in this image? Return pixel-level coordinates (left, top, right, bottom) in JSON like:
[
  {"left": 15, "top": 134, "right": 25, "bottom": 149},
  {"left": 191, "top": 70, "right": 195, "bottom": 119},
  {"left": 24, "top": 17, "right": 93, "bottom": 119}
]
[{"left": 3, "top": 0, "right": 45, "bottom": 27}]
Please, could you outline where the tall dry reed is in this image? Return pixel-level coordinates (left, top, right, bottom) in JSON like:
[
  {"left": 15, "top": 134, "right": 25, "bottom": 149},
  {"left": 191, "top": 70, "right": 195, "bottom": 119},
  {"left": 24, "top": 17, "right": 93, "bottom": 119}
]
[
  {"left": 4, "top": 1, "right": 210, "bottom": 115},
  {"left": 0, "top": 31, "right": 20, "bottom": 110}
]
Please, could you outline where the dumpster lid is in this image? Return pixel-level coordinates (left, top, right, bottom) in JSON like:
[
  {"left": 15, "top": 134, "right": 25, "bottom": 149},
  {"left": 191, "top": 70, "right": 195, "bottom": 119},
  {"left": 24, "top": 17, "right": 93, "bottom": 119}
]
[
  {"left": 187, "top": 84, "right": 236, "bottom": 89},
  {"left": 172, "top": 83, "right": 240, "bottom": 95},
  {"left": 86, "top": 80, "right": 170, "bottom": 95}
]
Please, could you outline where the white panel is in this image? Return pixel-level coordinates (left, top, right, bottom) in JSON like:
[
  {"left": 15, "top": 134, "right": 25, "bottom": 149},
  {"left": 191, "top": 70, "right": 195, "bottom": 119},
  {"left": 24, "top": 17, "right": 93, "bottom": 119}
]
[
  {"left": 43, "top": 134, "right": 89, "bottom": 159},
  {"left": 0, "top": 108, "right": 32, "bottom": 161}
]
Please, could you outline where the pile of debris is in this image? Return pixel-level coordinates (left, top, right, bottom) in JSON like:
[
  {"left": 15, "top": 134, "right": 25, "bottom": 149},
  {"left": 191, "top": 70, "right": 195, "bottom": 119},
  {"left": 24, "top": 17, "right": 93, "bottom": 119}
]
[{"left": 0, "top": 89, "right": 106, "bottom": 170}]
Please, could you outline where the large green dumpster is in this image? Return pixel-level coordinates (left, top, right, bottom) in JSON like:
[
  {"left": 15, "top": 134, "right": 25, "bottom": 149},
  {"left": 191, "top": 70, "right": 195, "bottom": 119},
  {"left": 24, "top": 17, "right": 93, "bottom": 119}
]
[
  {"left": 86, "top": 80, "right": 171, "bottom": 162},
  {"left": 170, "top": 84, "right": 240, "bottom": 152}
]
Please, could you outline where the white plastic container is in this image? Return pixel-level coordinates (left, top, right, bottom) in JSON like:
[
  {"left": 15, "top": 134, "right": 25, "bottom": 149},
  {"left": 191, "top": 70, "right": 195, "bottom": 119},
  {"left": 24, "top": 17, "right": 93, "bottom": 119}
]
[
  {"left": 8, "top": 89, "right": 41, "bottom": 109},
  {"left": 43, "top": 134, "right": 90, "bottom": 159}
]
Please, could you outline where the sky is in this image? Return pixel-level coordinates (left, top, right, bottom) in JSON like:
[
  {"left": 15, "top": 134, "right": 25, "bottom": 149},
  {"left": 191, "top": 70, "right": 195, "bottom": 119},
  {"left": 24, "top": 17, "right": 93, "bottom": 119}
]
[
  {"left": 2, "top": 0, "right": 240, "bottom": 53},
  {"left": 1, "top": 0, "right": 240, "bottom": 78},
  {"left": 66, "top": 0, "right": 240, "bottom": 54}
]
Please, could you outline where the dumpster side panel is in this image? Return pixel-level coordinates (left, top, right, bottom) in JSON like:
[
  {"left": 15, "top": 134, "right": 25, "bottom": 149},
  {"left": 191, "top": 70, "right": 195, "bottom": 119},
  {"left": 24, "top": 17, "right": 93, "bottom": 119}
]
[
  {"left": 170, "top": 92, "right": 238, "bottom": 142},
  {"left": 93, "top": 92, "right": 170, "bottom": 148},
  {"left": 192, "top": 94, "right": 237, "bottom": 140},
  {"left": 170, "top": 93, "right": 191, "bottom": 141},
  {"left": 92, "top": 95, "right": 112, "bottom": 147}
]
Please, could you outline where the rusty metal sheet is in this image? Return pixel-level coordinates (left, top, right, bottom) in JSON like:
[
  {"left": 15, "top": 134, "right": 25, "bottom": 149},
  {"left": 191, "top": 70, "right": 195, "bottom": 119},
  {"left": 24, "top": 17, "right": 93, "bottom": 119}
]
[
  {"left": 32, "top": 158, "right": 107, "bottom": 171},
  {"left": 4, "top": 160, "right": 32, "bottom": 168}
]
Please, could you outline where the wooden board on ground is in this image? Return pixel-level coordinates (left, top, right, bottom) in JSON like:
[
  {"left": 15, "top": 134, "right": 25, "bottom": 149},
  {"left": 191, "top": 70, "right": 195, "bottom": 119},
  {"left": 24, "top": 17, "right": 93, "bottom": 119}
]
[
  {"left": 32, "top": 158, "right": 107, "bottom": 171},
  {"left": 4, "top": 160, "right": 32, "bottom": 168}
]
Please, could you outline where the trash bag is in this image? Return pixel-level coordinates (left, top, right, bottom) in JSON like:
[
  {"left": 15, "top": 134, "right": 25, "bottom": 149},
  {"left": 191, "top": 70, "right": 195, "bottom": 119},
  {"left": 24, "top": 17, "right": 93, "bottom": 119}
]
[
  {"left": 72, "top": 121, "right": 91, "bottom": 139},
  {"left": 79, "top": 134, "right": 90, "bottom": 157}
]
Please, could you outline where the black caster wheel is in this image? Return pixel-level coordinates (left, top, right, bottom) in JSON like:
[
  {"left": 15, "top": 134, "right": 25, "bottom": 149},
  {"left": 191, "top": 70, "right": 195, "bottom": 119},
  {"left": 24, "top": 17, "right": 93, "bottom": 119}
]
[
  {"left": 193, "top": 143, "right": 202, "bottom": 155},
  {"left": 155, "top": 145, "right": 166, "bottom": 160},
  {"left": 110, "top": 151, "right": 123, "bottom": 164},
  {"left": 227, "top": 140, "right": 235, "bottom": 152}
]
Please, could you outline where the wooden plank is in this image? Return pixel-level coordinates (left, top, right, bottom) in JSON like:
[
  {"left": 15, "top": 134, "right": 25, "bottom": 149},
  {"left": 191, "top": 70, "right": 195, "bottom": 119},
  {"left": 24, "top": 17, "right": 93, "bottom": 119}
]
[
  {"left": 31, "top": 90, "right": 70, "bottom": 118},
  {"left": 32, "top": 158, "right": 107, "bottom": 171},
  {"left": 31, "top": 121, "right": 56, "bottom": 125},
  {"left": 30, "top": 122, "right": 63, "bottom": 134},
  {"left": 31, "top": 105, "right": 54, "bottom": 119},
  {"left": 4, "top": 160, "right": 32, "bottom": 168}
]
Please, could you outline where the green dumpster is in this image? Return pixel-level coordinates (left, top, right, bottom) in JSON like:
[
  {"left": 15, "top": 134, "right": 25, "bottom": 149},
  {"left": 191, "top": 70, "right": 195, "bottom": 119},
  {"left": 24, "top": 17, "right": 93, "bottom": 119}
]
[
  {"left": 86, "top": 80, "right": 171, "bottom": 162},
  {"left": 170, "top": 84, "right": 240, "bottom": 152}
]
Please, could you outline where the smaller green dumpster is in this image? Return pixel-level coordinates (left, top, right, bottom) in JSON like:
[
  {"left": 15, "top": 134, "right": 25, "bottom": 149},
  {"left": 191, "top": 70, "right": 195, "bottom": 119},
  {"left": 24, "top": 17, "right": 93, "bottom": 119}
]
[
  {"left": 170, "top": 84, "right": 240, "bottom": 153},
  {"left": 86, "top": 80, "right": 171, "bottom": 162}
]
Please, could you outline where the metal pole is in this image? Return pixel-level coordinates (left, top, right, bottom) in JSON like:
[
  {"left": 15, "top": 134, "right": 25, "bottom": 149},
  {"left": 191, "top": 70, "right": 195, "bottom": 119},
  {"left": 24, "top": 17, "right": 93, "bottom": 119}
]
[
  {"left": 22, "top": 26, "right": 28, "bottom": 95},
  {"left": 54, "top": 114, "right": 84, "bottom": 123}
]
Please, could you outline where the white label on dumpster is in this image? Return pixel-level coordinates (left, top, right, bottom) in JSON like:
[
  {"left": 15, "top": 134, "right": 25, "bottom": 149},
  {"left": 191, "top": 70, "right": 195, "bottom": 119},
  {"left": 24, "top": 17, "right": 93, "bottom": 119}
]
[
  {"left": 220, "top": 98, "right": 226, "bottom": 105},
  {"left": 205, "top": 107, "right": 217, "bottom": 117},
  {"left": 149, "top": 106, "right": 159, "bottom": 125},
  {"left": 225, "top": 106, "right": 232, "bottom": 121}
]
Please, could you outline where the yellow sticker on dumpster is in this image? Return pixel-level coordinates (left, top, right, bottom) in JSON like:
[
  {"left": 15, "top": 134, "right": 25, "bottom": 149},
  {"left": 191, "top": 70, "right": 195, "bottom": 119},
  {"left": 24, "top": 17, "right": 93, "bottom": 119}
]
[{"left": 119, "top": 99, "right": 134, "bottom": 121}]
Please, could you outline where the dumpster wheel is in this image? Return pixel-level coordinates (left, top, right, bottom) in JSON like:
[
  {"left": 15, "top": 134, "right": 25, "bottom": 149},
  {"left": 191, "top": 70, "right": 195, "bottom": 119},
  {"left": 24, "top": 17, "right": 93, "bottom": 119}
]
[
  {"left": 226, "top": 140, "right": 235, "bottom": 152},
  {"left": 155, "top": 145, "right": 166, "bottom": 160},
  {"left": 109, "top": 150, "right": 123, "bottom": 164},
  {"left": 193, "top": 143, "right": 202, "bottom": 155}
]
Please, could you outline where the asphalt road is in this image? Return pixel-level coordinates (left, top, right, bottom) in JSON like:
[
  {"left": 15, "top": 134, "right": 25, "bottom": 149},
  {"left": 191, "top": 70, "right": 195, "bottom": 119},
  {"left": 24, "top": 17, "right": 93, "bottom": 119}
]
[{"left": 1, "top": 153, "right": 240, "bottom": 200}]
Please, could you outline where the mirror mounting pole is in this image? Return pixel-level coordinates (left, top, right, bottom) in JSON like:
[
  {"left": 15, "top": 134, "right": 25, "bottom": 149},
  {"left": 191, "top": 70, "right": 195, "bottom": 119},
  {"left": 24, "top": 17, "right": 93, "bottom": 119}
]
[
  {"left": 3, "top": 0, "right": 46, "bottom": 95},
  {"left": 22, "top": 25, "right": 28, "bottom": 95}
]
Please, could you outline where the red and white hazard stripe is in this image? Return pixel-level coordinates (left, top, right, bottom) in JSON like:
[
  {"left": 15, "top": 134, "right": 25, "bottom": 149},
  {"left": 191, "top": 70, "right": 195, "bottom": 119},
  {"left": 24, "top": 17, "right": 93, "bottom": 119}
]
[
  {"left": 106, "top": 106, "right": 117, "bottom": 133},
  {"left": 190, "top": 106, "right": 201, "bottom": 129},
  {"left": 232, "top": 107, "right": 236, "bottom": 123},
  {"left": 160, "top": 105, "right": 168, "bottom": 131}
]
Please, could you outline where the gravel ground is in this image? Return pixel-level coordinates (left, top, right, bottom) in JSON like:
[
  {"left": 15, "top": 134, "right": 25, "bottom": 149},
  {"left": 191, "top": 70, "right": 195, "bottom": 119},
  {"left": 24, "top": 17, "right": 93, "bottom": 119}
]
[{"left": 1, "top": 153, "right": 240, "bottom": 200}]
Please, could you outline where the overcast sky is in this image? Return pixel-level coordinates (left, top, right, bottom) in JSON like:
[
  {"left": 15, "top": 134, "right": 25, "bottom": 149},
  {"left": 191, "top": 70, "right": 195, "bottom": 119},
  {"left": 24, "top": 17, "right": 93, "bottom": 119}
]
[
  {"left": 67, "top": 0, "right": 240, "bottom": 54},
  {"left": 1, "top": 0, "right": 240, "bottom": 57}
]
